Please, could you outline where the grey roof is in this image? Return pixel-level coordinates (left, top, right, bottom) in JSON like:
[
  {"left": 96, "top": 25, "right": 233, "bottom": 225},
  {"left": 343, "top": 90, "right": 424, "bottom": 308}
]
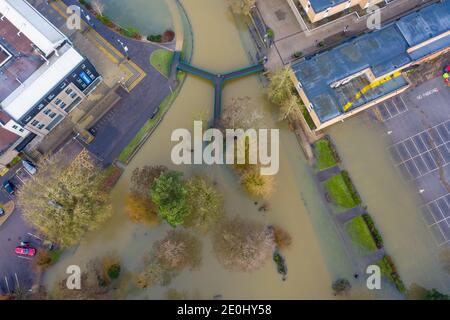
[{"left": 292, "top": 0, "right": 450, "bottom": 124}]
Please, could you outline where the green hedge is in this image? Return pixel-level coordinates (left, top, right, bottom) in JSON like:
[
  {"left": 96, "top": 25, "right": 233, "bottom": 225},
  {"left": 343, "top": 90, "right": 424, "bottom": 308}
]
[
  {"left": 362, "top": 214, "right": 384, "bottom": 249},
  {"left": 377, "top": 256, "right": 406, "bottom": 294}
]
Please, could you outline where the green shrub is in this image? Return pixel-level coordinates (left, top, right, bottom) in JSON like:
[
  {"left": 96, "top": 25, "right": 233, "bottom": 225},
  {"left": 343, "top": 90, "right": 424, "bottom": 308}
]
[
  {"left": 292, "top": 51, "right": 303, "bottom": 58},
  {"left": 107, "top": 264, "right": 121, "bottom": 280},
  {"left": 97, "top": 15, "right": 112, "bottom": 26},
  {"left": 147, "top": 34, "right": 162, "bottom": 43},
  {"left": 300, "top": 105, "right": 317, "bottom": 130},
  {"left": 341, "top": 171, "right": 361, "bottom": 205},
  {"left": 121, "top": 27, "right": 141, "bottom": 39}
]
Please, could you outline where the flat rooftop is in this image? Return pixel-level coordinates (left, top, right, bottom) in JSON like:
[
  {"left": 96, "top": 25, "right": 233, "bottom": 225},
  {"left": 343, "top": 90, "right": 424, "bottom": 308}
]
[
  {"left": 292, "top": 0, "right": 450, "bottom": 124},
  {"left": 0, "top": 16, "right": 44, "bottom": 101},
  {"left": 309, "top": 0, "right": 348, "bottom": 13}
]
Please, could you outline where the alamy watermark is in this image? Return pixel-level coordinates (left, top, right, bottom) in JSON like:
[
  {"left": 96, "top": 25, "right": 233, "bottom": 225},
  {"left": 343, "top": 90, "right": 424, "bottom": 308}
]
[
  {"left": 171, "top": 121, "right": 280, "bottom": 176},
  {"left": 66, "top": 265, "right": 81, "bottom": 290},
  {"left": 366, "top": 265, "right": 381, "bottom": 290},
  {"left": 366, "top": 5, "right": 382, "bottom": 31}
]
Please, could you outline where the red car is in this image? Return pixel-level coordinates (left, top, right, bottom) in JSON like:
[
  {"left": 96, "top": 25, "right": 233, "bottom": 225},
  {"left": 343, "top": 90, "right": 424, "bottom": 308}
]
[{"left": 15, "top": 246, "right": 36, "bottom": 257}]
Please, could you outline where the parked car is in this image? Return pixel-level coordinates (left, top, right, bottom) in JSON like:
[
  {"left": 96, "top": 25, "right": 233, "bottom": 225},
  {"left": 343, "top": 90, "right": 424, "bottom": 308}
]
[
  {"left": 2, "top": 180, "right": 15, "bottom": 195},
  {"left": 22, "top": 160, "right": 37, "bottom": 175},
  {"left": 0, "top": 208, "right": 4, "bottom": 217},
  {"left": 15, "top": 246, "right": 36, "bottom": 257},
  {"left": 443, "top": 65, "right": 450, "bottom": 84}
]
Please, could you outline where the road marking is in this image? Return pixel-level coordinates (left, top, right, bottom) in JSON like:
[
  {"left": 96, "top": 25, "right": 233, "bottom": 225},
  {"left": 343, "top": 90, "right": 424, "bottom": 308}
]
[
  {"left": 14, "top": 273, "right": 20, "bottom": 292},
  {"left": 27, "top": 233, "right": 43, "bottom": 241},
  {"left": 16, "top": 255, "right": 32, "bottom": 261},
  {"left": 4, "top": 277, "right": 9, "bottom": 294},
  {"left": 416, "top": 87, "right": 439, "bottom": 100}
]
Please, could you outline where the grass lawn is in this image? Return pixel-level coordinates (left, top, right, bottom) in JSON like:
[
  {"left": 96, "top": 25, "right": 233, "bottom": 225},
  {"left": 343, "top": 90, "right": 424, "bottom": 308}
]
[
  {"left": 346, "top": 216, "right": 377, "bottom": 253},
  {"left": 150, "top": 49, "right": 174, "bottom": 78},
  {"left": 314, "top": 139, "right": 338, "bottom": 170},
  {"left": 324, "top": 171, "right": 361, "bottom": 209},
  {"left": 118, "top": 72, "right": 186, "bottom": 163}
]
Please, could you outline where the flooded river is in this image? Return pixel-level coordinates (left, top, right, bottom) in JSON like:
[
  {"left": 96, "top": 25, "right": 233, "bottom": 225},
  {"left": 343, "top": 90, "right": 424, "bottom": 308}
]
[{"left": 42, "top": 0, "right": 449, "bottom": 299}]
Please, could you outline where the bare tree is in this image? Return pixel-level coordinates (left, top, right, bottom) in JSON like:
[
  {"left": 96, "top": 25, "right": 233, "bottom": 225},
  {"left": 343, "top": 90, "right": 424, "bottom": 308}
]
[
  {"left": 91, "top": 0, "right": 105, "bottom": 16},
  {"left": 153, "top": 230, "right": 202, "bottom": 272},
  {"left": 213, "top": 217, "right": 275, "bottom": 272},
  {"left": 17, "top": 153, "right": 112, "bottom": 248}
]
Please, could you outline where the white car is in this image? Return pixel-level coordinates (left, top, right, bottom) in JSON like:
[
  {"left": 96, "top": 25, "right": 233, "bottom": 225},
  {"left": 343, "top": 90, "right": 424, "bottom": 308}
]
[{"left": 22, "top": 160, "right": 37, "bottom": 175}]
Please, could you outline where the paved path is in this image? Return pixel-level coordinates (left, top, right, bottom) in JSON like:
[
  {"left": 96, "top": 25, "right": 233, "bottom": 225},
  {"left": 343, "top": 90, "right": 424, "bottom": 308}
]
[
  {"left": 335, "top": 206, "right": 366, "bottom": 224},
  {"left": 316, "top": 165, "right": 341, "bottom": 182},
  {"left": 362, "top": 248, "right": 387, "bottom": 266}
]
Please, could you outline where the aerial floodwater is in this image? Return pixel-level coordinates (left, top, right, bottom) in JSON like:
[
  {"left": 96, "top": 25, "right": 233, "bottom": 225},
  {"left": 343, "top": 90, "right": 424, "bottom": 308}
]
[
  {"left": 94, "top": 0, "right": 173, "bottom": 35},
  {"left": 43, "top": 0, "right": 416, "bottom": 299},
  {"left": 328, "top": 113, "right": 450, "bottom": 293}
]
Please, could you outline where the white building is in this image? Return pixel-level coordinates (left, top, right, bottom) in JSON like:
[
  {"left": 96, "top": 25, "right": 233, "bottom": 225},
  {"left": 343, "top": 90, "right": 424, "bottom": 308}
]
[{"left": 0, "top": 0, "right": 101, "bottom": 167}]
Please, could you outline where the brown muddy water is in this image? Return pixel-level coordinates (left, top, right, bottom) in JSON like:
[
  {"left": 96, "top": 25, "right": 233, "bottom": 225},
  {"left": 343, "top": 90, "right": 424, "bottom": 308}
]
[{"left": 41, "top": 0, "right": 436, "bottom": 299}]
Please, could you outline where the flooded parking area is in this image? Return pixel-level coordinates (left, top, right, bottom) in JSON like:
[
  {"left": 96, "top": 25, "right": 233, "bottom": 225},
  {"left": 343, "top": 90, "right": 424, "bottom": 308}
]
[
  {"left": 375, "top": 77, "right": 450, "bottom": 247},
  {"left": 327, "top": 78, "right": 450, "bottom": 293}
]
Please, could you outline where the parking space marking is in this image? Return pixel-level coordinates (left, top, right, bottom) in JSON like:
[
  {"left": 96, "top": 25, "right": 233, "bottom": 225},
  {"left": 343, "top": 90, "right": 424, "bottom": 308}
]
[
  {"left": 422, "top": 194, "right": 450, "bottom": 246},
  {"left": 377, "top": 96, "right": 409, "bottom": 122},
  {"left": 4, "top": 276, "right": 9, "bottom": 294},
  {"left": 388, "top": 119, "right": 450, "bottom": 181}
]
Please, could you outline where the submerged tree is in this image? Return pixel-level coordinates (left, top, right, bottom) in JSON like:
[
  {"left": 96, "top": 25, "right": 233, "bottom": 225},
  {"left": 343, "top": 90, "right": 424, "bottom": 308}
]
[
  {"left": 279, "top": 93, "right": 301, "bottom": 121},
  {"left": 17, "top": 152, "right": 112, "bottom": 248},
  {"left": 272, "top": 226, "right": 292, "bottom": 250},
  {"left": 150, "top": 170, "right": 188, "bottom": 227},
  {"left": 267, "top": 67, "right": 295, "bottom": 106},
  {"left": 130, "top": 165, "right": 167, "bottom": 198},
  {"left": 184, "top": 176, "right": 224, "bottom": 233},
  {"left": 153, "top": 230, "right": 202, "bottom": 272},
  {"left": 51, "top": 257, "right": 120, "bottom": 300},
  {"left": 332, "top": 278, "right": 352, "bottom": 296},
  {"left": 227, "top": 0, "right": 256, "bottom": 16},
  {"left": 213, "top": 217, "right": 275, "bottom": 272},
  {"left": 240, "top": 166, "right": 275, "bottom": 199},
  {"left": 136, "top": 230, "right": 202, "bottom": 289},
  {"left": 124, "top": 193, "right": 159, "bottom": 225},
  {"left": 425, "top": 289, "right": 449, "bottom": 300},
  {"left": 220, "top": 96, "right": 264, "bottom": 130}
]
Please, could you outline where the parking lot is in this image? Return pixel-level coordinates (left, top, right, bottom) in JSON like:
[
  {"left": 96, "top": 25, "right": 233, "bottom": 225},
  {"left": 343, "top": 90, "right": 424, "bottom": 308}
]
[
  {"left": 0, "top": 162, "right": 38, "bottom": 295},
  {"left": 375, "top": 76, "right": 450, "bottom": 246}
]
